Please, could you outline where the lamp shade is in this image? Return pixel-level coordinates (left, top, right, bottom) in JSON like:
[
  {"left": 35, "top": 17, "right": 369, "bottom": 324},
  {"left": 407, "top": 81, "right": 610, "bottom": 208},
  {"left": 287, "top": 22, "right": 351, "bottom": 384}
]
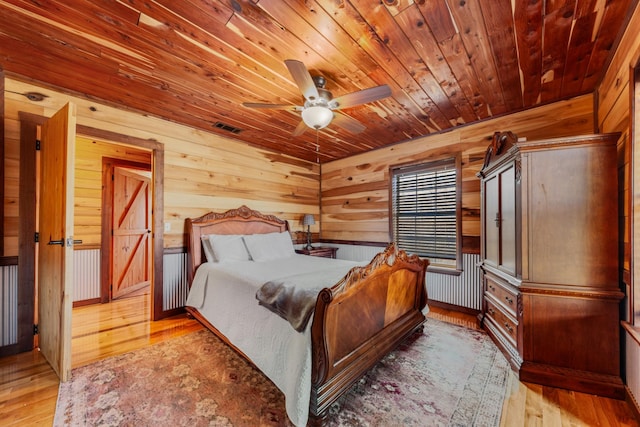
[
  {"left": 301, "top": 106, "right": 333, "bottom": 130},
  {"left": 302, "top": 214, "right": 315, "bottom": 226}
]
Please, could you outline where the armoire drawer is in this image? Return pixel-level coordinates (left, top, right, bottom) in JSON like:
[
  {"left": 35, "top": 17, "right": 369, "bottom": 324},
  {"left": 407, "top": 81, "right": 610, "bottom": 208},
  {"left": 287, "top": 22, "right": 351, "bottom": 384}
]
[
  {"left": 485, "top": 274, "right": 518, "bottom": 316},
  {"left": 485, "top": 297, "right": 518, "bottom": 344}
]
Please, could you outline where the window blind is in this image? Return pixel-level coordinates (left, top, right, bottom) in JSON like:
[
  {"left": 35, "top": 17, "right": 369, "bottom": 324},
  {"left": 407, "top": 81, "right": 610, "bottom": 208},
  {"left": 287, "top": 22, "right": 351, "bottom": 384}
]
[{"left": 391, "top": 159, "right": 457, "bottom": 260}]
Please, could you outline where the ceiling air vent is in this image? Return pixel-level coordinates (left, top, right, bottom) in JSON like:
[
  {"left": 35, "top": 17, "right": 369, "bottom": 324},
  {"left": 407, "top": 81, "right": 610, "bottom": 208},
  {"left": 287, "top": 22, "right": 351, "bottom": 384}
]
[{"left": 213, "top": 121, "right": 242, "bottom": 134}]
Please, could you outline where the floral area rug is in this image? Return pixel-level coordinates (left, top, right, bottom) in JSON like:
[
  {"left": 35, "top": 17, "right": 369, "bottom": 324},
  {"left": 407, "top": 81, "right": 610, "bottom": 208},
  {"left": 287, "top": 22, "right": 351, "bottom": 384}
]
[{"left": 54, "top": 318, "right": 509, "bottom": 426}]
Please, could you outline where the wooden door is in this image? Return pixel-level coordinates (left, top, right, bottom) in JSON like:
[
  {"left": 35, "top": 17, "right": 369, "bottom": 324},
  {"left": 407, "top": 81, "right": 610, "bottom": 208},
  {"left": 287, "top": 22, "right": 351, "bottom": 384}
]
[
  {"left": 38, "top": 102, "right": 76, "bottom": 381},
  {"left": 111, "top": 167, "right": 151, "bottom": 299},
  {"left": 484, "top": 174, "right": 500, "bottom": 267},
  {"left": 499, "top": 164, "right": 516, "bottom": 275}
]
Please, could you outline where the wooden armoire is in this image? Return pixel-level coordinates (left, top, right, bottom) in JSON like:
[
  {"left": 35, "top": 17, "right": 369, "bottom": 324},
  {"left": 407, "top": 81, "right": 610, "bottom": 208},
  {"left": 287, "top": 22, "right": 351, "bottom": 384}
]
[{"left": 477, "top": 131, "right": 625, "bottom": 399}]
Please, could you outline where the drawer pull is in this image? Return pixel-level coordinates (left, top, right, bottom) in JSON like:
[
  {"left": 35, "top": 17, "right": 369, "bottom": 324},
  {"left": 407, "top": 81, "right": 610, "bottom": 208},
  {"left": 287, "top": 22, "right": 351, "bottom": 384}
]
[
  {"left": 488, "top": 284, "right": 495, "bottom": 292},
  {"left": 504, "top": 322, "right": 514, "bottom": 333},
  {"left": 488, "top": 308, "right": 495, "bottom": 316},
  {"left": 505, "top": 296, "right": 513, "bottom": 305}
]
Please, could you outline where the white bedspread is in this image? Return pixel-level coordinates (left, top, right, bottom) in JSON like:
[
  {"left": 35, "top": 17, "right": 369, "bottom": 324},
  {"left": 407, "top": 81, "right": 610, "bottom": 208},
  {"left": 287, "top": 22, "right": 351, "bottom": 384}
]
[{"left": 185, "top": 254, "right": 362, "bottom": 427}]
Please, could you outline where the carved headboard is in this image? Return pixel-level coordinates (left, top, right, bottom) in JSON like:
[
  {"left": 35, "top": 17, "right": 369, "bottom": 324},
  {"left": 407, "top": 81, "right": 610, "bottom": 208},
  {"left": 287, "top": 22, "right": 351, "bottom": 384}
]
[{"left": 185, "top": 205, "right": 290, "bottom": 284}]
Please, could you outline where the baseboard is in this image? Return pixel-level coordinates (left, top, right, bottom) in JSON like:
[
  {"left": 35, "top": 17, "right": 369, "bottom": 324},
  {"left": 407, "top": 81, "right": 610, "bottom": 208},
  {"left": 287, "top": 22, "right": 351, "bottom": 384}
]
[
  {"left": 627, "top": 386, "right": 640, "bottom": 423},
  {"left": 428, "top": 299, "right": 480, "bottom": 317},
  {"left": 73, "top": 297, "right": 101, "bottom": 308},
  {"left": 520, "top": 361, "right": 625, "bottom": 400}
]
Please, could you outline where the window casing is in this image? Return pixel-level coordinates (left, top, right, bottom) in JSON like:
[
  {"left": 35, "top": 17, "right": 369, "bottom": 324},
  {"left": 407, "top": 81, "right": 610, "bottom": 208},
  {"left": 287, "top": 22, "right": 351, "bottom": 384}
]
[{"left": 390, "top": 156, "right": 462, "bottom": 272}]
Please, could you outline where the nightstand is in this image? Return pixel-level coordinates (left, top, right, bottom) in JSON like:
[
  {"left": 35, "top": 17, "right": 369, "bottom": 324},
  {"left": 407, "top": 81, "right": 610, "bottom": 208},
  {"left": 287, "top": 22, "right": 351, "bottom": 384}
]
[{"left": 295, "top": 247, "right": 338, "bottom": 259}]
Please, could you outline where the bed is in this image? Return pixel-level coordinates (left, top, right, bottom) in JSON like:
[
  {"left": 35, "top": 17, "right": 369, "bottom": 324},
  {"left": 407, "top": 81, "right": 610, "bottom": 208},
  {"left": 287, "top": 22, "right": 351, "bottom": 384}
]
[{"left": 185, "top": 206, "right": 428, "bottom": 426}]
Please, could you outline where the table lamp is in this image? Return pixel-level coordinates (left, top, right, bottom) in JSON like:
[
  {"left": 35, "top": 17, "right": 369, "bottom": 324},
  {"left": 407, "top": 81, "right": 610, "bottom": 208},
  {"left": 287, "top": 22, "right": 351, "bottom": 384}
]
[{"left": 303, "top": 214, "right": 315, "bottom": 250}]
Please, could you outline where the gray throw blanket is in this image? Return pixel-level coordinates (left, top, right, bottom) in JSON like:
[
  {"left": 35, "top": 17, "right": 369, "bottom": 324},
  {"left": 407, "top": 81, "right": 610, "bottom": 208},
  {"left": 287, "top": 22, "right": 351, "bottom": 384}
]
[{"left": 256, "top": 266, "right": 353, "bottom": 332}]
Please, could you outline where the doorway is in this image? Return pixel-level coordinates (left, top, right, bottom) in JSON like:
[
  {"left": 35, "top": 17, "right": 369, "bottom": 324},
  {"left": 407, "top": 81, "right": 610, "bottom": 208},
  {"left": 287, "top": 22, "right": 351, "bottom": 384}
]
[
  {"left": 101, "top": 159, "right": 152, "bottom": 303},
  {"left": 73, "top": 135, "right": 153, "bottom": 307},
  {"left": 14, "top": 112, "right": 167, "bottom": 369},
  {"left": 73, "top": 126, "right": 166, "bottom": 321}
]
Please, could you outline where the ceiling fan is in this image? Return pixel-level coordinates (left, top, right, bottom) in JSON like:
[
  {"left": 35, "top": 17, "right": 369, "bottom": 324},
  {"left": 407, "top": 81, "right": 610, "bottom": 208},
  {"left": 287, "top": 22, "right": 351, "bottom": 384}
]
[{"left": 243, "top": 59, "right": 392, "bottom": 136}]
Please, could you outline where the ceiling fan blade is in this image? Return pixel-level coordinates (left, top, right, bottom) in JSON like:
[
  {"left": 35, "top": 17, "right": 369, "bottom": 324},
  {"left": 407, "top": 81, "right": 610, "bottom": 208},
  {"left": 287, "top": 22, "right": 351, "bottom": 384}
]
[
  {"left": 331, "top": 85, "right": 392, "bottom": 109},
  {"left": 332, "top": 112, "right": 366, "bottom": 133},
  {"left": 242, "top": 102, "right": 299, "bottom": 110},
  {"left": 292, "top": 120, "right": 308, "bottom": 136},
  {"left": 284, "top": 59, "right": 320, "bottom": 102}
]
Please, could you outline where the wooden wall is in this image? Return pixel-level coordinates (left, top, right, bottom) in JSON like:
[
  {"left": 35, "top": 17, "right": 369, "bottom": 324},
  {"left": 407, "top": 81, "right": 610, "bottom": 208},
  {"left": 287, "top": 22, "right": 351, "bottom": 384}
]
[
  {"left": 597, "top": 0, "right": 640, "bottom": 319},
  {"left": 1, "top": 78, "right": 604, "bottom": 258},
  {"left": 596, "top": 2, "right": 640, "bottom": 417},
  {"left": 3, "top": 77, "right": 320, "bottom": 256},
  {"left": 75, "top": 136, "right": 151, "bottom": 247},
  {"left": 321, "top": 93, "right": 596, "bottom": 251}
]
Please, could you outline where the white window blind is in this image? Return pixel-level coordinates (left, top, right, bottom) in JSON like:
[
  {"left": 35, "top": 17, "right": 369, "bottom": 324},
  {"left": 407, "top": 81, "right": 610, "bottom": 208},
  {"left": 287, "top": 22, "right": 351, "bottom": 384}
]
[{"left": 391, "top": 158, "right": 458, "bottom": 261}]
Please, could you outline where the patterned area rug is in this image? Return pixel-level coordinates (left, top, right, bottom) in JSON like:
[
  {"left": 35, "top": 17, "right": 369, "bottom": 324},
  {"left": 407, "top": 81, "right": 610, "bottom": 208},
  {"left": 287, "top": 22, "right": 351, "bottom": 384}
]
[{"left": 54, "top": 318, "right": 509, "bottom": 426}]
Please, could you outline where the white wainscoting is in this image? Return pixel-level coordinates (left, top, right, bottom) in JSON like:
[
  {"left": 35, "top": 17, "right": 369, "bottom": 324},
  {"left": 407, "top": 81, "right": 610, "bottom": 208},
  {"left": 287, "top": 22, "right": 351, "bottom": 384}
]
[
  {"left": 32, "top": 245, "right": 482, "bottom": 320},
  {"left": 72, "top": 248, "right": 189, "bottom": 311},
  {"left": 163, "top": 251, "right": 189, "bottom": 311},
  {"left": 0, "top": 264, "right": 18, "bottom": 346},
  {"left": 330, "top": 243, "right": 387, "bottom": 262},
  {"left": 73, "top": 249, "right": 101, "bottom": 302},
  {"left": 626, "top": 329, "right": 640, "bottom": 415},
  {"left": 426, "top": 253, "right": 483, "bottom": 311},
  {"left": 330, "top": 243, "right": 483, "bottom": 311}
]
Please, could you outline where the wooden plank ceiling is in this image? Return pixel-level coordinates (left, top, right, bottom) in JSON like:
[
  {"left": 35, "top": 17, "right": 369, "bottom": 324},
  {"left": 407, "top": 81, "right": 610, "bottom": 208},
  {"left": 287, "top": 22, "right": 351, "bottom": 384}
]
[{"left": 0, "top": 0, "right": 634, "bottom": 163}]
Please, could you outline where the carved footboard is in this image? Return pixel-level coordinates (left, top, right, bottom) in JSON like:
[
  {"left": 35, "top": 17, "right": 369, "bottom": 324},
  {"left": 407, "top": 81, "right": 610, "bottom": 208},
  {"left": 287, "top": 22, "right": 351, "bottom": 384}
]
[{"left": 308, "top": 244, "right": 429, "bottom": 420}]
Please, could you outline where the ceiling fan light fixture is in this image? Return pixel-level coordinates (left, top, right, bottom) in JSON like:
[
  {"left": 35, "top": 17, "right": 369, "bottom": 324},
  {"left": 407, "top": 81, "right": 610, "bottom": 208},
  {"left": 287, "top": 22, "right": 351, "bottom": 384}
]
[{"left": 301, "top": 106, "right": 333, "bottom": 130}]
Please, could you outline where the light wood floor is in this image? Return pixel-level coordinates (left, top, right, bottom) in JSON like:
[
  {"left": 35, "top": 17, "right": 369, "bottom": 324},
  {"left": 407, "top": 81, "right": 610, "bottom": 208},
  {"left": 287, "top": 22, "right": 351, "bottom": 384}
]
[{"left": 1, "top": 295, "right": 638, "bottom": 426}]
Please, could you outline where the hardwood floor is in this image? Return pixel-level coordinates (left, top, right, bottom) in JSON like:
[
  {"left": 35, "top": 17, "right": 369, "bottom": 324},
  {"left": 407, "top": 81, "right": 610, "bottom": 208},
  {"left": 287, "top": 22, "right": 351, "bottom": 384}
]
[
  {"left": 0, "top": 296, "right": 638, "bottom": 426},
  {"left": 0, "top": 294, "right": 202, "bottom": 426},
  {"left": 430, "top": 305, "right": 640, "bottom": 427}
]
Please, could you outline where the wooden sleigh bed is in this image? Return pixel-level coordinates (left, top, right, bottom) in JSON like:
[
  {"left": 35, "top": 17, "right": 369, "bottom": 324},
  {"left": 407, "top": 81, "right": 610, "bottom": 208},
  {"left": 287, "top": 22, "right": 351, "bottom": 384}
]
[{"left": 185, "top": 206, "right": 428, "bottom": 425}]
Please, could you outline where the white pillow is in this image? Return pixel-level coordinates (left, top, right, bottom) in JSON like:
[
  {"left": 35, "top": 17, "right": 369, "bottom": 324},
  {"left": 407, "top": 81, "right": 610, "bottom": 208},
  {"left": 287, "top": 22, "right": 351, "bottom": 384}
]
[
  {"left": 201, "top": 235, "right": 216, "bottom": 262},
  {"left": 208, "top": 234, "right": 251, "bottom": 263},
  {"left": 243, "top": 231, "right": 295, "bottom": 262}
]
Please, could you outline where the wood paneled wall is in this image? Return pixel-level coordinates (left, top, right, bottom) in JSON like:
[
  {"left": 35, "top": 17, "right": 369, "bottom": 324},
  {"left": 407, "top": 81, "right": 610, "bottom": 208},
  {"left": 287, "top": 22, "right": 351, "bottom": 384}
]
[
  {"left": 321, "top": 94, "right": 595, "bottom": 251},
  {"left": 75, "top": 136, "right": 151, "bottom": 247},
  {"left": 1, "top": 78, "right": 606, "bottom": 257},
  {"left": 596, "top": 1, "right": 640, "bottom": 415},
  {"left": 3, "top": 77, "right": 320, "bottom": 256},
  {"left": 597, "top": 0, "right": 640, "bottom": 313}
]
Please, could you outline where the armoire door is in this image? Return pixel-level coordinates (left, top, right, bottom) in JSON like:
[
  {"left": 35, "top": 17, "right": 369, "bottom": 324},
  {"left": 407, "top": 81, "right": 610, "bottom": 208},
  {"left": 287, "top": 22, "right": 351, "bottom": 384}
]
[
  {"left": 483, "top": 173, "right": 500, "bottom": 267},
  {"left": 498, "top": 163, "right": 516, "bottom": 275},
  {"left": 483, "top": 161, "right": 517, "bottom": 276}
]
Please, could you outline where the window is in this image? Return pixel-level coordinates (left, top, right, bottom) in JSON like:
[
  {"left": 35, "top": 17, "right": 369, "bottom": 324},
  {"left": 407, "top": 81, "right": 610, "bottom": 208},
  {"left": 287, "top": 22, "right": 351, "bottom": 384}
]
[{"left": 390, "top": 156, "right": 462, "bottom": 272}]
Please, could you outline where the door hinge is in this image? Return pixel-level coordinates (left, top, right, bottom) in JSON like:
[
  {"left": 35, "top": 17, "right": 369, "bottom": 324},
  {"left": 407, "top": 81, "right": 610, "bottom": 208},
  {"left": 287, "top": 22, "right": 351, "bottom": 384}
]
[
  {"left": 34, "top": 232, "right": 39, "bottom": 243},
  {"left": 33, "top": 324, "right": 39, "bottom": 335},
  {"left": 35, "top": 139, "right": 41, "bottom": 151}
]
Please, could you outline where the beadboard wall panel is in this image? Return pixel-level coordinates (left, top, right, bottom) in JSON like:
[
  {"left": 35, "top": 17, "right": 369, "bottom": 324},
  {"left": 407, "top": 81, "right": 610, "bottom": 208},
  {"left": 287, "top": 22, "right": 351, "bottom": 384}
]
[
  {"left": 331, "top": 243, "right": 482, "bottom": 311},
  {"left": 627, "top": 330, "right": 640, "bottom": 417},
  {"left": 73, "top": 249, "right": 101, "bottom": 303},
  {"left": 0, "top": 263, "right": 18, "bottom": 346},
  {"left": 163, "top": 251, "right": 189, "bottom": 311},
  {"left": 321, "top": 94, "right": 595, "bottom": 248},
  {"left": 72, "top": 248, "right": 187, "bottom": 310}
]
